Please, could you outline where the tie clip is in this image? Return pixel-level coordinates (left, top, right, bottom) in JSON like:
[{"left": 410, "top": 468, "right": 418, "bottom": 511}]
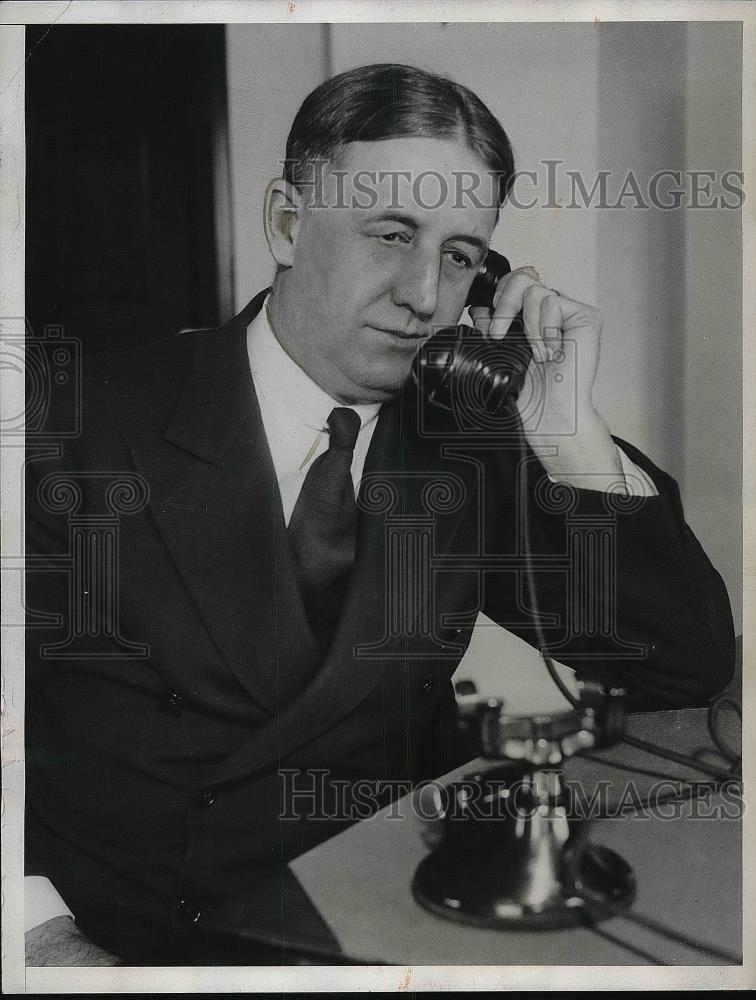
[{"left": 299, "top": 427, "right": 328, "bottom": 471}]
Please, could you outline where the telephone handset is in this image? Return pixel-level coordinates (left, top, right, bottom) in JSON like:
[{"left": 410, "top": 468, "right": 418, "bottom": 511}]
[{"left": 412, "top": 250, "right": 531, "bottom": 416}]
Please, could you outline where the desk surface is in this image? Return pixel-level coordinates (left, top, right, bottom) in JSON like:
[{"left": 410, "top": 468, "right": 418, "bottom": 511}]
[{"left": 288, "top": 708, "right": 741, "bottom": 966}]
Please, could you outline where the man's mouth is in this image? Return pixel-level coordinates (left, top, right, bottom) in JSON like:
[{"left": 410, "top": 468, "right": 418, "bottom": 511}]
[{"left": 372, "top": 326, "right": 429, "bottom": 342}]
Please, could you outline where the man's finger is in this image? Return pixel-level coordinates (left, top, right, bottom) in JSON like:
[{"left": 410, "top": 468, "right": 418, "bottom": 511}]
[
  {"left": 522, "top": 284, "right": 555, "bottom": 363},
  {"left": 468, "top": 306, "right": 492, "bottom": 337},
  {"left": 540, "top": 293, "right": 564, "bottom": 352},
  {"left": 509, "top": 264, "right": 542, "bottom": 285},
  {"left": 490, "top": 270, "right": 538, "bottom": 341},
  {"left": 471, "top": 309, "right": 514, "bottom": 342},
  {"left": 492, "top": 267, "right": 539, "bottom": 309}
]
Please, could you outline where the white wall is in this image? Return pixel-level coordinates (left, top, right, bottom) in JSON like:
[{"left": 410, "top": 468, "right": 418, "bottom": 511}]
[
  {"left": 594, "top": 23, "right": 688, "bottom": 475},
  {"left": 591, "top": 22, "right": 742, "bottom": 633},
  {"left": 683, "top": 23, "right": 742, "bottom": 635},
  {"left": 227, "top": 24, "right": 330, "bottom": 308},
  {"left": 225, "top": 23, "right": 742, "bottom": 704}
]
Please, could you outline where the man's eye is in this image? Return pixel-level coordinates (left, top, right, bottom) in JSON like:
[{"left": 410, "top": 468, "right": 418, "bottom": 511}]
[
  {"left": 445, "top": 249, "right": 474, "bottom": 270},
  {"left": 376, "top": 231, "right": 412, "bottom": 246}
]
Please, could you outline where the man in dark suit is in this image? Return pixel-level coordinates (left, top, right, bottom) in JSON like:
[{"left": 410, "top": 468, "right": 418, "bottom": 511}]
[{"left": 25, "top": 64, "right": 734, "bottom": 965}]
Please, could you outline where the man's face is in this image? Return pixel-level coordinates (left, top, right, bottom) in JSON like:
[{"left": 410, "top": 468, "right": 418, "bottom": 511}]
[{"left": 275, "top": 136, "right": 500, "bottom": 404}]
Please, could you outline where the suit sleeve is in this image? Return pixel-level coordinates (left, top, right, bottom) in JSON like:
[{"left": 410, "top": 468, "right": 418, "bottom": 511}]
[{"left": 481, "top": 436, "right": 736, "bottom": 710}]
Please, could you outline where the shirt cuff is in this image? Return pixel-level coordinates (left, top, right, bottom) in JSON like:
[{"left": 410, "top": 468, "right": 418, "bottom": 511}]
[
  {"left": 25, "top": 875, "right": 74, "bottom": 933},
  {"left": 546, "top": 445, "right": 659, "bottom": 498}
]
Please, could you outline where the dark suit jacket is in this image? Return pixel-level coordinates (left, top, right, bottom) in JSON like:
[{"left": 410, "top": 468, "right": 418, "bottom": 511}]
[{"left": 25, "top": 290, "right": 735, "bottom": 961}]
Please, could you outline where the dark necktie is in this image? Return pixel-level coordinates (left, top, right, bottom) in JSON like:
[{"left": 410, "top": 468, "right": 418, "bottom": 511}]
[{"left": 288, "top": 407, "right": 361, "bottom": 651}]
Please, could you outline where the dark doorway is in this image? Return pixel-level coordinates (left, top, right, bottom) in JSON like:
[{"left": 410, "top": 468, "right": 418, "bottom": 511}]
[{"left": 25, "top": 24, "right": 231, "bottom": 355}]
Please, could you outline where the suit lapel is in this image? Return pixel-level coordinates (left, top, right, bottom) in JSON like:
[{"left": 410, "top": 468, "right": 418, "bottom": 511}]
[
  {"left": 131, "top": 291, "right": 320, "bottom": 713},
  {"left": 208, "top": 400, "right": 399, "bottom": 786}
]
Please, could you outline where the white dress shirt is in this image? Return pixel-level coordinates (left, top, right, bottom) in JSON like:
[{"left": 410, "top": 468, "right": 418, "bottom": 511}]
[
  {"left": 246, "top": 301, "right": 382, "bottom": 525},
  {"left": 25, "top": 298, "right": 657, "bottom": 933}
]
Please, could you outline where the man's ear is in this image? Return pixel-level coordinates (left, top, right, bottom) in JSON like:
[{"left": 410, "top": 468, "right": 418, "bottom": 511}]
[{"left": 263, "top": 178, "right": 303, "bottom": 268}]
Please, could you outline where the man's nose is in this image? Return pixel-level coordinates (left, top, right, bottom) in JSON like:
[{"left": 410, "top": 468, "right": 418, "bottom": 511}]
[{"left": 390, "top": 253, "right": 440, "bottom": 321}]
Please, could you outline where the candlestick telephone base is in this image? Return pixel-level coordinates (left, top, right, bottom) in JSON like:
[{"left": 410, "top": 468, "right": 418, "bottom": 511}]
[{"left": 411, "top": 681, "right": 636, "bottom": 930}]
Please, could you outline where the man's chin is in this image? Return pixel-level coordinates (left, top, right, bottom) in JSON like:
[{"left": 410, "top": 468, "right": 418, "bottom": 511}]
[
  {"left": 339, "top": 381, "right": 406, "bottom": 406},
  {"left": 337, "top": 367, "right": 415, "bottom": 406}
]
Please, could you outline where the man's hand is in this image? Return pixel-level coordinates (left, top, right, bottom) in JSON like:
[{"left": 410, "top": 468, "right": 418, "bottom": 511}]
[
  {"left": 25, "top": 915, "right": 121, "bottom": 967},
  {"left": 470, "top": 266, "right": 625, "bottom": 492}
]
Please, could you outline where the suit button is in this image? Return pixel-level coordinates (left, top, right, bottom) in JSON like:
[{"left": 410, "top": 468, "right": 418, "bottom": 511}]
[
  {"left": 194, "top": 788, "right": 217, "bottom": 808},
  {"left": 421, "top": 675, "right": 435, "bottom": 695},
  {"left": 175, "top": 899, "right": 201, "bottom": 924},
  {"left": 159, "top": 692, "right": 183, "bottom": 716}
]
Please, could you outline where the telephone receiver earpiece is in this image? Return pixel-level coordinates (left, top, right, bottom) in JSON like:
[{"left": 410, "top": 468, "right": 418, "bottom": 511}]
[{"left": 412, "top": 250, "right": 531, "bottom": 416}]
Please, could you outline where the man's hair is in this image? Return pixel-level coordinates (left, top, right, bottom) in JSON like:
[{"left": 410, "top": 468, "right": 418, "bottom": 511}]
[{"left": 284, "top": 63, "right": 516, "bottom": 207}]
